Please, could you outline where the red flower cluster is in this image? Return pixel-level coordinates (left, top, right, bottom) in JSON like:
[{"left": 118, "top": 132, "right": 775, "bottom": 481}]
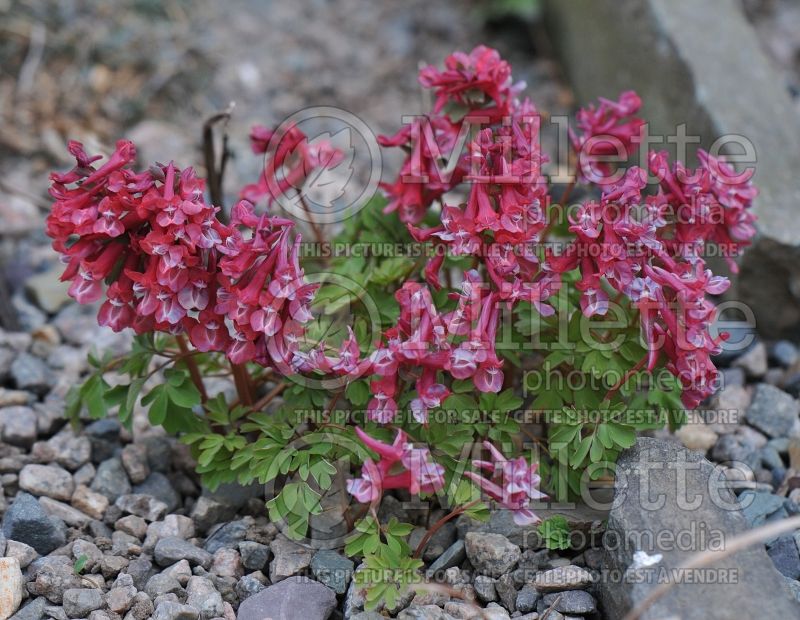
[
  {"left": 464, "top": 441, "right": 546, "bottom": 525},
  {"left": 550, "top": 145, "right": 756, "bottom": 406},
  {"left": 48, "top": 141, "right": 228, "bottom": 335},
  {"left": 419, "top": 45, "right": 524, "bottom": 122},
  {"left": 215, "top": 201, "right": 317, "bottom": 369},
  {"left": 569, "top": 91, "right": 644, "bottom": 183},
  {"left": 366, "top": 282, "right": 452, "bottom": 423},
  {"left": 346, "top": 426, "right": 445, "bottom": 505},
  {"left": 47, "top": 140, "right": 318, "bottom": 369},
  {"left": 379, "top": 45, "right": 525, "bottom": 224}
]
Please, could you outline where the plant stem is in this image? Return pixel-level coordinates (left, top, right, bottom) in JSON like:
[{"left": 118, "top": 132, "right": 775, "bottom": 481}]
[
  {"left": 298, "top": 194, "right": 326, "bottom": 252},
  {"left": 603, "top": 354, "right": 648, "bottom": 402},
  {"left": 251, "top": 381, "right": 287, "bottom": 412},
  {"left": 560, "top": 179, "right": 576, "bottom": 205},
  {"left": 231, "top": 362, "right": 254, "bottom": 407},
  {"left": 175, "top": 335, "right": 207, "bottom": 402},
  {"left": 413, "top": 500, "right": 479, "bottom": 559}
]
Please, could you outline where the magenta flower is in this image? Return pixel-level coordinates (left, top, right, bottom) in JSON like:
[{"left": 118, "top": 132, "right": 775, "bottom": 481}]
[
  {"left": 419, "top": 45, "right": 523, "bottom": 122},
  {"left": 347, "top": 427, "right": 445, "bottom": 505},
  {"left": 570, "top": 91, "right": 644, "bottom": 183},
  {"left": 465, "top": 441, "right": 546, "bottom": 526}
]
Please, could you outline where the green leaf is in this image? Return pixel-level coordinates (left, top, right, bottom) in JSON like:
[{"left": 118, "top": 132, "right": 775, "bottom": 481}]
[
  {"left": 168, "top": 379, "right": 201, "bottom": 409},
  {"left": 494, "top": 389, "right": 523, "bottom": 412},
  {"left": 345, "top": 381, "right": 370, "bottom": 407},
  {"left": 73, "top": 554, "right": 88, "bottom": 574},
  {"left": 370, "top": 257, "right": 415, "bottom": 285},
  {"left": 569, "top": 435, "right": 591, "bottom": 468},
  {"left": 143, "top": 387, "right": 168, "bottom": 426},
  {"left": 538, "top": 515, "right": 571, "bottom": 551},
  {"left": 589, "top": 435, "right": 605, "bottom": 463},
  {"left": 607, "top": 422, "right": 637, "bottom": 449}
]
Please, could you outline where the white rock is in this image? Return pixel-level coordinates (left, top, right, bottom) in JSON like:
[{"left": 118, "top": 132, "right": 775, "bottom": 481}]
[{"left": 0, "top": 557, "right": 23, "bottom": 620}]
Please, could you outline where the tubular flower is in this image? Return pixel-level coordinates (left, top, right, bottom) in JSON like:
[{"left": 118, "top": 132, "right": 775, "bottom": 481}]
[
  {"left": 217, "top": 201, "right": 318, "bottom": 368},
  {"left": 347, "top": 427, "right": 445, "bottom": 504},
  {"left": 380, "top": 45, "right": 527, "bottom": 224},
  {"left": 464, "top": 441, "right": 546, "bottom": 526},
  {"left": 240, "top": 122, "right": 344, "bottom": 208},
  {"left": 648, "top": 149, "right": 757, "bottom": 272},
  {"left": 569, "top": 91, "right": 644, "bottom": 184},
  {"left": 419, "top": 45, "right": 524, "bottom": 122}
]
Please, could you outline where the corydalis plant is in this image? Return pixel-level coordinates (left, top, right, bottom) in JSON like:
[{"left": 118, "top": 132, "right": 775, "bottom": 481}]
[{"left": 49, "top": 45, "right": 756, "bottom": 609}]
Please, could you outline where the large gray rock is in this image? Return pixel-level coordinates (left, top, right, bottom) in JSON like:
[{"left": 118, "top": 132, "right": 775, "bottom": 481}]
[
  {"left": 185, "top": 576, "right": 223, "bottom": 620},
  {"left": 90, "top": 458, "right": 131, "bottom": 502},
  {"left": 425, "top": 540, "right": 465, "bottom": 578},
  {"left": 203, "top": 520, "right": 248, "bottom": 554},
  {"left": 600, "top": 437, "right": 800, "bottom": 619},
  {"left": 0, "top": 407, "right": 37, "bottom": 448},
  {"left": 311, "top": 549, "right": 355, "bottom": 595},
  {"left": 544, "top": 0, "right": 800, "bottom": 338},
  {"left": 1, "top": 493, "right": 67, "bottom": 555},
  {"left": 19, "top": 464, "right": 75, "bottom": 501},
  {"left": 132, "top": 473, "right": 180, "bottom": 513},
  {"left": 237, "top": 577, "right": 336, "bottom": 620},
  {"left": 151, "top": 601, "right": 198, "bottom": 620},
  {"left": 10, "top": 353, "right": 55, "bottom": 396},
  {"left": 8, "top": 597, "right": 47, "bottom": 620}
]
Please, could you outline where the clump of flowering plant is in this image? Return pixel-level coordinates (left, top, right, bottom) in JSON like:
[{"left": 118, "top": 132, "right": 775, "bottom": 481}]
[{"left": 51, "top": 45, "right": 756, "bottom": 609}]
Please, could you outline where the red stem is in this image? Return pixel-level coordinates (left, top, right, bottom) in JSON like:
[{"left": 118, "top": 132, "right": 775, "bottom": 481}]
[
  {"left": 175, "top": 335, "right": 207, "bottom": 402},
  {"left": 413, "top": 500, "right": 479, "bottom": 559},
  {"left": 231, "top": 362, "right": 254, "bottom": 407},
  {"left": 604, "top": 354, "right": 648, "bottom": 402}
]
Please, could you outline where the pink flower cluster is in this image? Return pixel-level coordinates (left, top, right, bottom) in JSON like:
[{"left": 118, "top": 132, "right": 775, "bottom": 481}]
[
  {"left": 549, "top": 149, "right": 756, "bottom": 406},
  {"left": 377, "top": 48, "right": 756, "bottom": 410},
  {"left": 346, "top": 426, "right": 445, "bottom": 504},
  {"left": 379, "top": 45, "right": 524, "bottom": 224},
  {"left": 569, "top": 91, "right": 644, "bottom": 183},
  {"left": 648, "top": 149, "right": 757, "bottom": 273},
  {"left": 464, "top": 441, "right": 546, "bottom": 525},
  {"left": 241, "top": 123, "right": 344, "bottom": 207},
  {"left": 46, "top": 140, "right": 319, "bottom": 369}
]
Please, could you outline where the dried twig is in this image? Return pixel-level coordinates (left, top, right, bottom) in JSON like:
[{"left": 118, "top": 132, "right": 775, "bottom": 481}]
[
  {"left": 541, "top": 593, "right": 563, "bottom": 620},
  {"left": 202, "top": 103, "right": 235, "bottom": 217}
]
